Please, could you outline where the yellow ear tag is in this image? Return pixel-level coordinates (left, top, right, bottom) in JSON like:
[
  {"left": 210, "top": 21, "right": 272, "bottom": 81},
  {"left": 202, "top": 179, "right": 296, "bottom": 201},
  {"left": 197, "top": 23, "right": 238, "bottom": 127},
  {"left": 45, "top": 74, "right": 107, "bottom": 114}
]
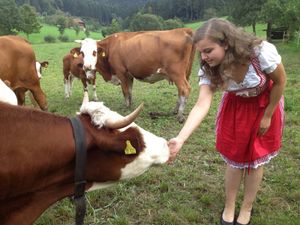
[
  {"left": 125, "top": 140, "right": 137, "bottom": 155},
  {"left": 73, "top": 53, "right": 78, "bottom": 58},
  {"left": 102, "top": 52, "right": 106, "bottom": 57}
]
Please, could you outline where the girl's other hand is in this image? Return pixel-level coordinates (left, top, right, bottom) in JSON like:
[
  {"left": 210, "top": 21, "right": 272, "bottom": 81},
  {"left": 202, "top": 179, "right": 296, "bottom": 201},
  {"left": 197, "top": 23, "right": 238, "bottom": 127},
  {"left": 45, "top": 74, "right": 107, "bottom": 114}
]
[{"left": 258, "top": 115, "right": 271, "bottom": 136}]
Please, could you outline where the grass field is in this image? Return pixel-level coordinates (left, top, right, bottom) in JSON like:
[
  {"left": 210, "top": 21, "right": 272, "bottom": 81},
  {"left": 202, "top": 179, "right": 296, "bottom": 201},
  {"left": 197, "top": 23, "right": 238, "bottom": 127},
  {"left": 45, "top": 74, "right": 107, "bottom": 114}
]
[{"left": 9, "top": 21, "right": 300, "bottom": 225}]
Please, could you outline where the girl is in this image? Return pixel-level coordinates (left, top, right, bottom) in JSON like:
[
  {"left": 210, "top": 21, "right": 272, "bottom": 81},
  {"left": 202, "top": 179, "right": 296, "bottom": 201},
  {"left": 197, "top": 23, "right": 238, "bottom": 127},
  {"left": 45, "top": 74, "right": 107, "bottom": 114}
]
[{"left": 168, "top": 18, "right": 286, "bottom": 225}]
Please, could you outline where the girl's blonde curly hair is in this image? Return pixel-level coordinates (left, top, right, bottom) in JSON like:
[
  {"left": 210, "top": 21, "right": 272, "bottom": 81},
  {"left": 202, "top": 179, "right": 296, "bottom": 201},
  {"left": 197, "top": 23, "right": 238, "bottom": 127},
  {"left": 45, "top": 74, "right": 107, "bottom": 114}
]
[{"left": 193, "top": 18, "right": 262, "bottom": 90}]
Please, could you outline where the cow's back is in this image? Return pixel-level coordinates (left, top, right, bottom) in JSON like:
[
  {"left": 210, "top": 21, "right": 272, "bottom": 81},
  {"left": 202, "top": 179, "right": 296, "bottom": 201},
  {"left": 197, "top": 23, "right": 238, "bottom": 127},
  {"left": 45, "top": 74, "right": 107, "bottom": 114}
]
[{"left": 109, "top": 28, "right": 194, "bottom": 78}]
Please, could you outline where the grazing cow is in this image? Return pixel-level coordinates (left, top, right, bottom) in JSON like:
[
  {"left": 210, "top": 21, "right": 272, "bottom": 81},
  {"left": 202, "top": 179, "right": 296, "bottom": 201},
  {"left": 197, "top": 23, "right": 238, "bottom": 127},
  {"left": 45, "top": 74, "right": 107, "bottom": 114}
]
[
  {"left": 0, "top": 96, "right": 169, "bottom": 225},
  {"left": 63, "top": 47, "right": 98, "bottom": 100},
  {"left": 0, "top": 35, "right": 48, "bottom": 110},
  {"left": 77, "top": 29, "right": 195, "bottom": 122},
  {"left": 0, "top": 79, "right": 18, "bottom": 105}
]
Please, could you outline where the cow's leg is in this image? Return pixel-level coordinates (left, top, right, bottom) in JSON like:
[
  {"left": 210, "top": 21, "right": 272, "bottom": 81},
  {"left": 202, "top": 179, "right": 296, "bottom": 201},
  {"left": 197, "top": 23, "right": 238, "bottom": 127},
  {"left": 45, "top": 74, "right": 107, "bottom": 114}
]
[
  {"left": 14, "top": 88, "right": 26, "bottom": 106},
  {"left": 80, "top": 78, "right": 90, "bottom": 101},
  {"left": 91, "top": 77, "right": 98, "bottom": 101},
  {"left": 27, "top": 91, "right": 39, "bottom": 108},
  {"left": 29, "top": 86, "right": 48, "bottom": 111},
  {"left": 64, "top": 77, "right": 70, "bottom": 98},
  {"left": 69, "top": 75, "right": 74, "bottom": 96},
  {"left": 120, "top": 76, "right": 133, "bottom": 107},
  {"left": 171, "top": 73, "right": 191, "bottom": 123}
]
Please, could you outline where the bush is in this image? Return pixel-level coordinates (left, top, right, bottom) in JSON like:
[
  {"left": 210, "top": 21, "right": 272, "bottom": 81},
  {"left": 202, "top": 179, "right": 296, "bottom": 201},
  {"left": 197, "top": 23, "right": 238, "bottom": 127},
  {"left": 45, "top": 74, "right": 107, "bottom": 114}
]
[
  {"left": 44, "top": 35, "right": 56, "bottom": 43},
  {"left": 130, "top": 13, "right": 163, "bottom": 31},
  {"left": 58, "top": 35, "right": 69, "bottom": 42},
  {"left": 163, "top": 18, "right": 184, "bottom": 30}
]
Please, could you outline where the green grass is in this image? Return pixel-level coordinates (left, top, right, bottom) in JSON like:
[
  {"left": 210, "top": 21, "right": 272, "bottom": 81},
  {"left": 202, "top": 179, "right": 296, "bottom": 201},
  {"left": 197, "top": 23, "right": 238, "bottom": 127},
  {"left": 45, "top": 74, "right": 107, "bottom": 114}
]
[{"left": 9, "top": 21, "right": 300, "bottom": 225}]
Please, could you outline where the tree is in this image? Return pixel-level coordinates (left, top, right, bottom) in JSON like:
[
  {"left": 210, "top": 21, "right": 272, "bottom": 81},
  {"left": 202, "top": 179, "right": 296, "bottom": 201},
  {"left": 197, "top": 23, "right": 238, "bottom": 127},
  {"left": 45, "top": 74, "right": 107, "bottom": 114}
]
[
  {"left": 229, "top": 0, "right": 267, "bottom": 34},
  {"left": 74, "top": 25, "right": 80, "bottom": 36},
  {"left": 19, "top": 4, "right": 42, "bottom": 39},
  {"left": 56, "top": 16, "right": 67, "bottom": 35},
  {"left": 0, "top": 0, "right": 22, "bottom": 35},
  {"left": 262, "top": 0, "right": 300, "bottom": 40},
  {"left": 130, "top": 13, "right": 163, "bottom": 31}
]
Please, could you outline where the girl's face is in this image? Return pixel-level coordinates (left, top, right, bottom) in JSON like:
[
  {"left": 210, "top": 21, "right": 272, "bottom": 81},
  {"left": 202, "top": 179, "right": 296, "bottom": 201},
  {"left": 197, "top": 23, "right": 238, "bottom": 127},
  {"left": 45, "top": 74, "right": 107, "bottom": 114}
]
[{"left": 196, "top": 37, "right": 227, "bottom": 67}]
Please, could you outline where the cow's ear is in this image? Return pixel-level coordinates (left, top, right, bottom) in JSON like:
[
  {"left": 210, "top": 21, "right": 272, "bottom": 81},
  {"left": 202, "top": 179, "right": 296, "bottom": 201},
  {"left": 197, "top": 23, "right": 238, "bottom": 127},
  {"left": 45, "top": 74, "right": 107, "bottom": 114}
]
[
  {"left": 98, "top": 47, "right": 107, "bottom": 58},
  {"left": 41, "top": 61, "right": 49, "bottom": 68},
  {"left": 70, "top": 47, "right": 81, "bottom": 55}
]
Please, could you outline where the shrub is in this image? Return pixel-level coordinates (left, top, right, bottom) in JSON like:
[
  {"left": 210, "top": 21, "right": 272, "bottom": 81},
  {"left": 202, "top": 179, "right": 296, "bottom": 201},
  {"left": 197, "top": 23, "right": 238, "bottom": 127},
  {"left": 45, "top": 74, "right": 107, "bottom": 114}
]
[
  {"left": 58, "top": 35, "right": 69, "bottom": 42},
  {"left": 163, "top": 18, "right": 184, "bottom": 30},
  {"left": 44, "top": 35, "right": 56, "bottom": 43},
  {"left": 130, "top": 13, "right": 163, "bottom": 31}
]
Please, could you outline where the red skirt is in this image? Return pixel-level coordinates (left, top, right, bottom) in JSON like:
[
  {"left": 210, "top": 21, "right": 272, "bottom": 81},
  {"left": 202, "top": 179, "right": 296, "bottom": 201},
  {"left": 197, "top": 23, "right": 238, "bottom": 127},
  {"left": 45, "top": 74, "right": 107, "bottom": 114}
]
[{"left": 215, "top": 85, "right": 284, "bottom": 169}]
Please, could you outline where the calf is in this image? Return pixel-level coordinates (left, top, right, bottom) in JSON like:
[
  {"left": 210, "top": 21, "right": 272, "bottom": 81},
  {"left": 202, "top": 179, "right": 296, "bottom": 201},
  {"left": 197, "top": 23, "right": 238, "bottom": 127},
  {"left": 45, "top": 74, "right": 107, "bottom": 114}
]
[{"left": 63, "top": 47, "right": 98, "bottom": 101}]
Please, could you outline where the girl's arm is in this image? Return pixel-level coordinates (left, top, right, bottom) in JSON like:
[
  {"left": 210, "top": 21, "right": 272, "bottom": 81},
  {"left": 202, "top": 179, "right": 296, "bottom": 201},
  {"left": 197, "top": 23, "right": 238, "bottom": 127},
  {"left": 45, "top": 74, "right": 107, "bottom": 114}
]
[
  {"left": 259, "top": 63, "right": 286, "bottom": 135},
  {"left": 168, "top": 84, "right": 214, "bottom": 162}
]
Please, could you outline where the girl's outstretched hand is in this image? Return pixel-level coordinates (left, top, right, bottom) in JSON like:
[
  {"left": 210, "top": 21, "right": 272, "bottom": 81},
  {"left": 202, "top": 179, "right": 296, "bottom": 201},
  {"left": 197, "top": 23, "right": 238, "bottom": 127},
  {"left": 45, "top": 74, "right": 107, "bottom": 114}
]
[{"left": 167, "top": 137, "right": 184, "bottom": 164}]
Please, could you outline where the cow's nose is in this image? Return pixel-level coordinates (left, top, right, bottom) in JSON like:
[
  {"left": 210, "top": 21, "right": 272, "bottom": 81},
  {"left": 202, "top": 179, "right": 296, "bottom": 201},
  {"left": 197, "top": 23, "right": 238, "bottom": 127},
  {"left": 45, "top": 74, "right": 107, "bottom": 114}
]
[{"left": 83, "top": 64, "right": 92, "bottom": 71}]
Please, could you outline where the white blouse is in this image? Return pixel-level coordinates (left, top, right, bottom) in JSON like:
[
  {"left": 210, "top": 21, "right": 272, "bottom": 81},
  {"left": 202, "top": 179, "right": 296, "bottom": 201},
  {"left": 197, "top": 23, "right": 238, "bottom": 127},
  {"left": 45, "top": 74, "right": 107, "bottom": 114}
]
[{"left": 198, "top": 41, "right": 281, "bottom": 91}]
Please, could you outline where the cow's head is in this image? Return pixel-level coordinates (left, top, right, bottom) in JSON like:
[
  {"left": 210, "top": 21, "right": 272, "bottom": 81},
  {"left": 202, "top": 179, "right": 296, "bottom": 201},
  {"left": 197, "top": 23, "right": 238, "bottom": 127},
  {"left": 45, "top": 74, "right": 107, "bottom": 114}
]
[
  {"left": 75, "top": 38, "right": 97, "bottom": 79},
  {"left": 35, "top": 61, "right": 49, "bottom": 79},
  {"left": 80, "top": 98, "right": 170, "bottom": 186}
]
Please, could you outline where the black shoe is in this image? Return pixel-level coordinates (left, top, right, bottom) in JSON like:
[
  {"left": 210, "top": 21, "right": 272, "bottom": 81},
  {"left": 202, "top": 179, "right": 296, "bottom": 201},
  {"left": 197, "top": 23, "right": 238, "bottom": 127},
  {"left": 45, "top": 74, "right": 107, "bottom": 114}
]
[{"left": 220, "top": 210, "right": 234, "bottom": 225}]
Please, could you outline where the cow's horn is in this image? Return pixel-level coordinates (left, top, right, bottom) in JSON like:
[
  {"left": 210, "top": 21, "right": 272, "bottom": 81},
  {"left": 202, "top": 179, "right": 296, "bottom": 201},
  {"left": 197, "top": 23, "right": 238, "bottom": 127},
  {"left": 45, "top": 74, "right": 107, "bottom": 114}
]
[{"left": 105, "top": 103, "right": 144, "bottom": 129}]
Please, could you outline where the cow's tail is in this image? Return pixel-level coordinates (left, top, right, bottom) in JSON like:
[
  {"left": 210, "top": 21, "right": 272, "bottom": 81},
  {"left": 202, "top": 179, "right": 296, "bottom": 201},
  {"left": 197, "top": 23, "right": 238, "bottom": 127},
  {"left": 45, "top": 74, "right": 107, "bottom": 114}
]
[{"left": 185, "top": 30, "right": 196, "bottom": 81}]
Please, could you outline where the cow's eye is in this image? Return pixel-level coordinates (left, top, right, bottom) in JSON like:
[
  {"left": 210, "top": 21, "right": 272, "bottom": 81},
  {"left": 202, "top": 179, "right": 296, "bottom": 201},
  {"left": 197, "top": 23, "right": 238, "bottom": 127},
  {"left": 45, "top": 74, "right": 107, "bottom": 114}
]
[
  {"left": 93, "top": 50, "right": 97, "bottom": 57},
  {"left": 80, "top": 51, "right": 85, "bottom": 57}
]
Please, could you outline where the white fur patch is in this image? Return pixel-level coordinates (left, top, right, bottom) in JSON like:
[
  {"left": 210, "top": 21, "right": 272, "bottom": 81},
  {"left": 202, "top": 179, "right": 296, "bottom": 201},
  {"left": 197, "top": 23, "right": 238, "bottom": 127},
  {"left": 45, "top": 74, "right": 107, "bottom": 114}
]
[{"left": 0, "top": 79, "right": 18, "bottom": 105}]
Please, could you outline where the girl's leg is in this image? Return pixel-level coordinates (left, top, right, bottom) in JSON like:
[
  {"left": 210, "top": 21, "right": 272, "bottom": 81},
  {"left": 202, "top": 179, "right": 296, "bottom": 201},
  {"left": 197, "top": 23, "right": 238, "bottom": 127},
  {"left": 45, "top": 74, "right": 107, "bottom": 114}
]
[
  {"left": 223, "top": 164, "right": 243, "bottom": 222},
  {"left": 236, "top": 166, "right": 264, "bottom": 224}
]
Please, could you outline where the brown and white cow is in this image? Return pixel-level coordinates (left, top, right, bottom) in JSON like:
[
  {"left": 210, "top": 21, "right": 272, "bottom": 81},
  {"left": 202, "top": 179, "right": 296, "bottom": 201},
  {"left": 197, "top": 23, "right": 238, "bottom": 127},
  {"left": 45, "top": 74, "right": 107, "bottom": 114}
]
[
  {"left": 0, "top": 96, "right": 169, "bottom": 225},
  {"left": 77, "top": 29, "right": 195, "bottom": 122},
  {"left": 63, "top": 47, "right": 98, "bottom": 101},
  {"left": 0, "top": 35, "right": 48, "bottom": 110}
]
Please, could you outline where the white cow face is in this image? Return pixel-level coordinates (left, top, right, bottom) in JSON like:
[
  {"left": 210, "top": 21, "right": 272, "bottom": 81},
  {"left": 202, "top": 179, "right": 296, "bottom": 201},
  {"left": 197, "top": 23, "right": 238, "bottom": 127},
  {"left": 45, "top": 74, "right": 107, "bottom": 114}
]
[
  {"left": 80, "top": 101, "right": 170, "bottom": 183},
  {"left": 75, "top": 38, "right": 97, "bottom": 74}
]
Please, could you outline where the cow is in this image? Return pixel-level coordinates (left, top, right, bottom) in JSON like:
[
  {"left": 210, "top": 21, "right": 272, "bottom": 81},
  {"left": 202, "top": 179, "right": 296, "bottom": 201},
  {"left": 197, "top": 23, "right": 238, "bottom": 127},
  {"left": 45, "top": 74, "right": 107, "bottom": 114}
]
[
  {"left": 63, "top": 47, "right": 98, "bottom": 101},
  {"left": 76, "top": 29, "right": 196, "bottom": 122},
  {"left": 0, "top": 94, "right": 169, "bottom": 225},
  {"left": 0, "top": 35, "right": 48, "bottom": 110},
  {"left": 0, "top": 79, "right": 18, "bottom": 105}
]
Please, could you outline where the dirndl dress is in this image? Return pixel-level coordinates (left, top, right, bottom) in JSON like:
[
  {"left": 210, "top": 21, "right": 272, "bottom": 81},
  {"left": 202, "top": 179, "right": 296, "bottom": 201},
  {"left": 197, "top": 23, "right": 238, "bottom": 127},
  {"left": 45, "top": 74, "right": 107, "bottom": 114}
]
[{"left": 215, "top": 57, "right": 284, "bottom": 169}]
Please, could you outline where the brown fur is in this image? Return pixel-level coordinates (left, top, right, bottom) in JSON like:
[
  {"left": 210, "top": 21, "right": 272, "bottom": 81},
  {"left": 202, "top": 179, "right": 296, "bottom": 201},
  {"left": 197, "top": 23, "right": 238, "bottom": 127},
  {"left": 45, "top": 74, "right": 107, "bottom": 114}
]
[
  {"left": 63, "top": 47, "right": 96, "bottom": 92},
  {"left": 0, "top": 35, "right": 48, "bottom": 110},
  {"left": 95, "top": 28, "right": 195, "bottom": 108},
  {"left": 0, "top": 102, "right": 145, "bottom": 225}
]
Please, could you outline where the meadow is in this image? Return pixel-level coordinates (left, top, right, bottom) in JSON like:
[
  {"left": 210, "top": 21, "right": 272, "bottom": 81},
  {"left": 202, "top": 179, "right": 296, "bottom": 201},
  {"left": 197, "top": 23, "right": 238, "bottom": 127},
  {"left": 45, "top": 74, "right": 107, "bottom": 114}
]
[{"left": 17, "top": 22, "right": 300, "bottom": 225}]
